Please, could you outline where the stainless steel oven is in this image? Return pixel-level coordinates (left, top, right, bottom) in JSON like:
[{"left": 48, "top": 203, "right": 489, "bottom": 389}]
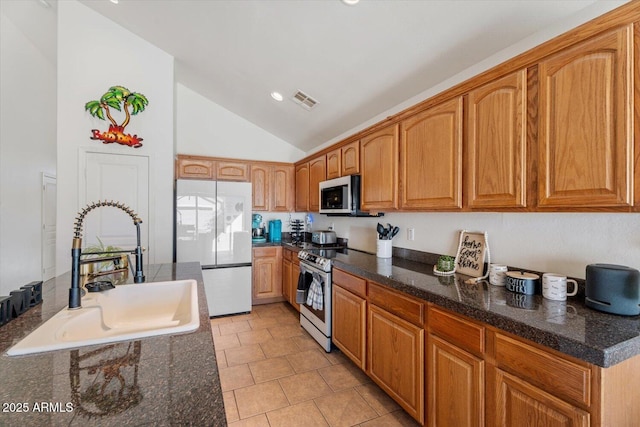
[{"left": 297, "top": 250, "right": 333, "bottom": 352}]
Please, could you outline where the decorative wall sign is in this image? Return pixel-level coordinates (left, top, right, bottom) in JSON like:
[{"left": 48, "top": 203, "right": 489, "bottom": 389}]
[
  {"left": 435, "top": 230, "right": 491, "bottom": 280},
  {"left": 455, "top": 230, "right": 489, "bottom": 278},
  {"left": 85, "top": 86, "right": 148, "bottom": 148}
]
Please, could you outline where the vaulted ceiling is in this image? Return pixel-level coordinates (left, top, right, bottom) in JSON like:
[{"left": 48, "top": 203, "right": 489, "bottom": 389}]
[{"left": 8, "top": 0, "right": 629, "bottom": 152}]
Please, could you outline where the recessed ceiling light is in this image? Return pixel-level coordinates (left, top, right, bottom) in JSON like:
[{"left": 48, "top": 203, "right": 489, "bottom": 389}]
[
  {"left": 110, "top": 0, "right": 119, "bottom": 4},
  {"left": 270, "top": 92, "right": 284, "bottom": 102},
  {"left": 342, "top": 0, "right": 360, "bottom": 5},
  {"left": 37, "top": 0, "right": 51, "bottom": 8}
]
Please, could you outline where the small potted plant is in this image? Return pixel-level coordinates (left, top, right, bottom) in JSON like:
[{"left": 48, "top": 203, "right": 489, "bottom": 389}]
[
  {"left": 82, "top": 237, "right": 127, "bottom": 275},
  {"left": 436, "top": 255, "right": 456, "bottom": 274}
]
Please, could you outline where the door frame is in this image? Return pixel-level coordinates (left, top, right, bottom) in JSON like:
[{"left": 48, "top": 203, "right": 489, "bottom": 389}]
[{"left": 41, "top": 172, "right": 56, "bottom": 281}]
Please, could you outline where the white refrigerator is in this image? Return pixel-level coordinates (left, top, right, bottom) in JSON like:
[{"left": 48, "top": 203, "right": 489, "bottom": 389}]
[{"left": 175, "top": 179, "right": 252, "bottom": 316}]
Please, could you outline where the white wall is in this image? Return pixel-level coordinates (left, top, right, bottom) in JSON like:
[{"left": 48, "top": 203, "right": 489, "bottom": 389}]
[
  {"left": 55, "top": 1, "right": 174, "bottom": 274},
  {"left": 176, "top": 83, "right": 304, "bottom": 162},
  {"left": 312, "top": 213, "right": 640, "bottom": 280},
  {"left": 0, "top": 4, "right": 57, "bottom": 295},
  {"left": 311, "top": 1, "right": 640, "bottom": 280}
]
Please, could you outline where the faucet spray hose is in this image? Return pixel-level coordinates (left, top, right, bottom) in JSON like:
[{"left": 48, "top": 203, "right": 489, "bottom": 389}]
[{"left": 73, "top": 200, "right": 142, "bottom": 239}]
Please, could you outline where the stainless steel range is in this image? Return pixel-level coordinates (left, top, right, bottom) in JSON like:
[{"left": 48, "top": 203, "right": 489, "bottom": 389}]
[{"left": 297, "top": 245, "right": 346, "bottom": 352}]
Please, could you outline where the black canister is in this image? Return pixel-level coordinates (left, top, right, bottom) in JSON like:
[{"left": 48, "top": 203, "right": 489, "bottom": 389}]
[
  {"left": 585, "top": 264, "right": 640, "bottom": 316},
  {"left": 505, "top": 271, "right": 540, "bottom": 295}
]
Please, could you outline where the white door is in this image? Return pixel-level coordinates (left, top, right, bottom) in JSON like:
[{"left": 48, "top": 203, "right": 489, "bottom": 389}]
[
  {"left": 41, "top": 173, "right": 56, "bottom": 281},
  {"left": 81, "top": 152, "right": 149, "bottom": 259}
]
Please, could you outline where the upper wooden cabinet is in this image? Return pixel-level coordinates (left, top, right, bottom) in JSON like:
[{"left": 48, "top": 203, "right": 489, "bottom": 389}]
[
  {"left": 252, "top": 164, "right": 294, "bottom": 211},
  {"left": 176, "top": 155, "right": 250, "bottom": 182},
  {"left": 360, "top": 124, "right": 399, "bottom": 211},
  {"left": 272, "top": 165, "right": 295, "bottom": 211},
  {"left": 326, "top": 148, "right": 341, "bottom": 180},
  {"left": 217, "top": 161, "right": 250, "bottom": 182},
  {"left": 341, "top": 140, "right": 360, "bottom": 176},
  {"left": 537, "top": 25, "right": 633, "bottom": 208},
  {"left": 251, "top": 164, "right": 270, "bottom": 211},
  {"left": 467, "top": 70, "right": 527, "bottom": 209},
  {"left": 400, "top": 97, "right": 463, "bottom": 209},
  {"left": 308, "top": 156, "right": 326, "bottom": 212},
  {"left": 176, "top": 156, "right": 215, "bottom": 180},
  {"left": 326, "top": 141, "right": 360, "bottom": 180},
  {"left": 295, "top": 163, "right": 309, "bottom": 211}
]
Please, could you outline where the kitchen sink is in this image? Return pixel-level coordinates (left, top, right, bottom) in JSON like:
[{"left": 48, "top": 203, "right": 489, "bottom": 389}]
[{"left": 7, "top": 279, "right": 199, "bottom": 356}]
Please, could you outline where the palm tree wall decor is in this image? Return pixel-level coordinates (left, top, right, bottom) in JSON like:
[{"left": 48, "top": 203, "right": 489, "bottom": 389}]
[{"left": 85, "top": 86, "right": 149, "bottom": 148}]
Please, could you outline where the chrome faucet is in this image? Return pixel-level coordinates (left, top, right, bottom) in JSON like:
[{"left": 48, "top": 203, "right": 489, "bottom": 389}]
[{"left": 69, "top": 200, "right": 145, "bottom": 309}]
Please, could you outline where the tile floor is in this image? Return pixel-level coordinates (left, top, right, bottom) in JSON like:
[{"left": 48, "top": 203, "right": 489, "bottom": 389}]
[{"left": 212, "top": 302, "right": 421, "bottom": 427}]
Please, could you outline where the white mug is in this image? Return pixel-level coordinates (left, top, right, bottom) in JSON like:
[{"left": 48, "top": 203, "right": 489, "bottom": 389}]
[
  {"left": 542, "top": 273, "right": 578, "bottom": 301},
  {"left": 489, "top": 264, "right": 508, "bottom": 286}
]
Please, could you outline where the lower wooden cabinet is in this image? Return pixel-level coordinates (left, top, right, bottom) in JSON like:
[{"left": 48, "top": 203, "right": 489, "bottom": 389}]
[
  {"left": 332, "top": 284, "right": 366, "bottom": 369},
  {"left": 367, "top": 303, "right": 424, "bottom": 424},
  {"left": 252, "top": 246, "right": 283, "bottom": 305},
  {"left": 281, "top": 248, "right": 300, "bottom": 312},
  {"left": 327, "top": 269, "right": 640, "bottom": 427},
  {"left": 427, "top": 334, "right": 484, "bottom": 427},
  {"left": 427, "top": 306, "right": 485, "bottom": 427},
  {"left": 491, "top": 368, "right": 589, "bottom": 427}
]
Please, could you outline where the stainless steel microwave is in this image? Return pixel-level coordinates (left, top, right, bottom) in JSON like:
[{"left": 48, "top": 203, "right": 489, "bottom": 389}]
[{"left": 319, "top": 175, "right": 361, "bottom": 215}]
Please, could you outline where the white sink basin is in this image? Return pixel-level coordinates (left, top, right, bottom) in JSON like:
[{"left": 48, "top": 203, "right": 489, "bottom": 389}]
[{"left": 7, "top": 279, "right": 199, "bottom": 356}]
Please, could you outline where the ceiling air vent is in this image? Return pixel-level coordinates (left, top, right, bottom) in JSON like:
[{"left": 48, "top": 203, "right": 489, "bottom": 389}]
[{"left": 292, "top": 90, "right": 318, "bottom": 111}]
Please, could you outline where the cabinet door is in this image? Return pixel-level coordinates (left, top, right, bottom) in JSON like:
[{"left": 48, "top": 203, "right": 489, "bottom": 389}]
[
  {"left": 217, "top": 161, "right": 250, "bottom": 182},
  {"left": 282, "top": 258, "right": 292, "bottom": 302},
  {"left": 252, "top": 247, "right": 283, "bottom": 303},
  {"left": 400, "top": 97, "right": 462, "bottom": 209},
  {"left": 492, "top": 368, "right": 589, "bottom": 427},
  {"left": 326, "top": 148, "right": 341, "bottom": 179},
  {"left": 272, "top": 165, "right": 294, "bottom": 212},
  {"left": 538, "top": 25, "right": 633, "bottom": 208},
  {"left": 295, "top": 163, "right": 309, "bottom": 211},
  {"left": 360, "top": 124, "right": 399, "bottom": 210},
  {"left": 308, "top": 156, "right": 326, "bottom": 212},
  {"left": 367, "top": 303, "right": 424, "bottom": 424},
  {"left": 467, "top": 70, "right": 527, "bottom": 208},
  {"left": 341, "top": 141, "right": 360, "bottom": 176},
  {"left": 176, "top": 157, "right": 215, "bottom": 180},
  {"left": 332, "top": 285, "right": 366, "bottom": 370},
  {"left": 427, "top": 334, "right": 484, "bottom": 427},
  {"left": 251, "top": 164, "right": 270, "bottom": 211},
  {"left": 290, "top": 258, "right": 301, "bottom": 312}
]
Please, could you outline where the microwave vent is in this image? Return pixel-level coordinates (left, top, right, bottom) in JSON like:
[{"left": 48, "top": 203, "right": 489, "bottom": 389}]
[{"left": 292, "top": 90, "right": 318, "bottom": 110}]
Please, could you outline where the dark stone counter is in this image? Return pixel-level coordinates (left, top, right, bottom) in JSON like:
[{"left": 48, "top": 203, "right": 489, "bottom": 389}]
[
  {"left": 0, "top": 262, "right": 226, "bottom": 426},
  {"left": 328, "top": 248, "right": 640, "bottom": 368}
]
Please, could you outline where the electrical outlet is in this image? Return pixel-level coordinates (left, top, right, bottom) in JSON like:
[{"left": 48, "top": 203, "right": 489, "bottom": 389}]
[{"left": 407, "top": 228, "right": 415, "bottom": 241}]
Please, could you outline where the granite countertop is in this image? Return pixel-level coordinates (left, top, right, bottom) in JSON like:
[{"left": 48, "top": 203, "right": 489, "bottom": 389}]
[
  {"left": 280, "top": 241, "right": 640, "bottom": 368},
  {"left": 0, "top": 262, "right": 225, "bottom": 426},
  {"left": 328, "top": 249, "right": 640, "bottom": 368}
]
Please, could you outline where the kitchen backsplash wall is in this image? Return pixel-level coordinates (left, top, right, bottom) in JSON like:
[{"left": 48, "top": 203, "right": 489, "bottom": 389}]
[{"left": 312, "top": 212, "right": 640, "bottom": 280}]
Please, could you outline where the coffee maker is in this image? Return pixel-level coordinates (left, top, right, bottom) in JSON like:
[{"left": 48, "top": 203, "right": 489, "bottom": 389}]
[{"left": 252, "top": 213, "right": 266, "bottom": 243}]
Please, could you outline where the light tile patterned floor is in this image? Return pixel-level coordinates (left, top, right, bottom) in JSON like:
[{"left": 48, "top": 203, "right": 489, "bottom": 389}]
[{"left": 212, "top": 302, "right": 421, "bottom": 427}]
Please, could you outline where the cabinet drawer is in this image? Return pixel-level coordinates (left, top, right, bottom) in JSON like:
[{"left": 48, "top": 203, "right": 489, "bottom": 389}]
[
  {"left": 283, "top": 249, "right": 293, "bottom": 261},
  {"left": 493, "top": 332, "right": 591, "bottom": 407},
  {"left": 429, "top": 306, "right": 484, "bottom": 356},
  {"left": 253, "top": 246, "right": 279, "bottom": 258},
  {"left": 368, "top": 282, "right": 424, "bottom": 326},
  {"left": 333, "top": 268, "right": 367, "bottom": 298}
]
